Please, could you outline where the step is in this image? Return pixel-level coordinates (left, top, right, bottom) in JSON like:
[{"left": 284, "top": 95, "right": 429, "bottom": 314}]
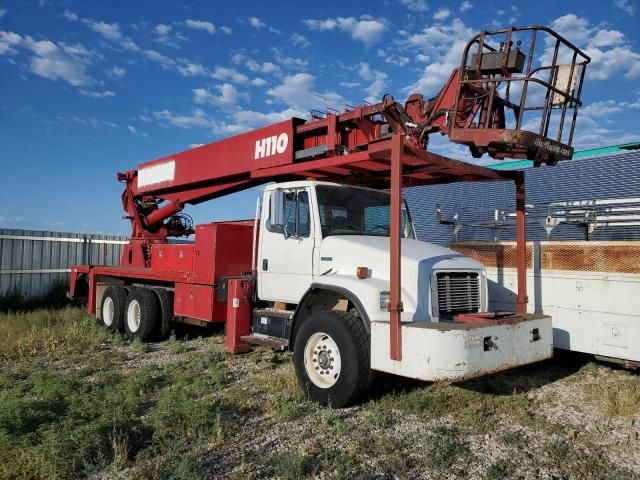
[{"left": 241, "top": 334, "right": 289, "bottom": 351}]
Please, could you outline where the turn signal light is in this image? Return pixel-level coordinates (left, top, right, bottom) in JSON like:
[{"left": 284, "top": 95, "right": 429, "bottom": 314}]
[{"left": 356, "top": 267, "right": 369, "bottom": 279}]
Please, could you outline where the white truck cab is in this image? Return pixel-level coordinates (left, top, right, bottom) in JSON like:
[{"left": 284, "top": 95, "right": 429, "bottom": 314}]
[{"left": 252, "top": 181, "right": 552, "bottom": 407}]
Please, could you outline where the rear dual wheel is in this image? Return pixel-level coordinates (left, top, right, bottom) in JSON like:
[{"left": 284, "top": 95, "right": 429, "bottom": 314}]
[{"left": 125, "top": 288, "right": 160, "bottom": 341}]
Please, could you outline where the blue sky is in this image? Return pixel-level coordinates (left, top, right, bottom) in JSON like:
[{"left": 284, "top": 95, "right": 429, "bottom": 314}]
[{"left": 1, "top": 0, "right": 639, "bottom": 234}]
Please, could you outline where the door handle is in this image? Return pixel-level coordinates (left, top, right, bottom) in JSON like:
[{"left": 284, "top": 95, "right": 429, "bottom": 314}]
[{"left": 262, "top": 259, "right": 268, "bottom": 271}]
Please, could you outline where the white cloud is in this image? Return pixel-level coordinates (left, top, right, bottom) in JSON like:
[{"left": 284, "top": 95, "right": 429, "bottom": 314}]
[
  {"left": 266, "top": 72, "right": 346, "bottom": 111},
  {"left": 245, "top": 59, "right": 279, "bottom": 74},
  {"left": 212, "top": 107, "right": 307, "bottom": 135},
  {"left": 248, "top": 17, "right": 266, "bottom": 29},
  {"left": 614, "top": 0, "right": 635, "bottom": 15},
  {"left": 184, "top": 19, "right": 215, "bottom": 34},
  {"left": 108, "top": 65, "right": 126, "bottom": 78},
  {"left": 0, "top": 30, "right": 21, "bottom": 55},
  {"left": 189, "top": 143, "right": 205, "bottom": 148},
  {"left": 80, "top": 89, "right": 115, "bottom": 98},
  {"left": 271, "top": 48, "right": 309, "bottom": 69},
  {"left": 139, "top": 114, "right": 152, "bottom": 122},
  {"left": 251, "top": 77, "right": 267, "bottom": 86},
  {"left": 433, "top": 9, "right": 452, "bottom": 21},
  {"left": 70, "top": 116, "right": 118, "bottom": 128},
  {"left": 193, "top": 83, "right": 245, "bottom": 108},
  {"left": 177, "top": 62, "right": 207, "bottom": 76},
  {"left": 127, "top": 125, "right": 137, "bottom": 133},
  {"left": 144, "top": 49, "right": 175, "bottom": 68},
  {"left": 220, "top": 26, "right": 233, "bottom": 35},
  {"left": 399, "top": 0, "right": 428, "bottom": 12},
  {"left": 291, "top": 33, "right": 310, "bottom": 48},
  {"left": 154, "top": 108, "right": 212, "bottom": 128},
  {"left": 303, "top": 16, "right": 386, "bottom": 47},
  {"left": 22, "top": 36, "right": 94, "bottom": 86},
  {"left": 212, "top": 66, "right": 249, "bottom": 84},
  {"left": 403, "top": 18, "right": 474, "bottom": 94},
  {"left": 549, "top": 14, "right": 640, "bottom": 81},
  {"left": 64, "top": 9, "right": 139, "bottom": 51},
  {"left": 357, "top": 62, "right": 388, "bottom": 102},
  {"left": 154, "top": 24, "right": 172, "bottom": 36},
  {"left": 460, "top": 1, "right": 473, "bottom": 12}
]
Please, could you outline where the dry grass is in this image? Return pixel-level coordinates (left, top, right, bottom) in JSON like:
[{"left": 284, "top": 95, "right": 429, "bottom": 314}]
[
  {"left": 0, "top": 307, "right": 110, "bottom": 362},
  {"left": 584, "top": 375, "right": 640, "bottom": 417},
  {"left": 0, "top": 307, "right": 638, "bottom": 480}
]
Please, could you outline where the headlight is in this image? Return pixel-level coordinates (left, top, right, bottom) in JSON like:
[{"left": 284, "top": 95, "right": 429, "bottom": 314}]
[{"left": 379, "top": 291, "right": 390, "bottom": 310}]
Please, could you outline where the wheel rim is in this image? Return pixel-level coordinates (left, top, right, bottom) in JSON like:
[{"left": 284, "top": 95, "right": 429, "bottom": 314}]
[
  {"left": 103, "top": 297, "right": 114, "bottom": 326},
  {"left": 127, "top": 299, "right": 141, "bottom": 332},
  {"left": 304, "top": 332, "right": 342, "bottom": 389}
]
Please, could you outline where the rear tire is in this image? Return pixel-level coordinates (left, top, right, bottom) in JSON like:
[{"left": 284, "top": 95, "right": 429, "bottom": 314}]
[
  {"left": 100, "top": 286, "right": 127, "bottom": 332},
  {"left": 152, "top": 288, "right": 174, "bottom": 339},
  {"left": 293, "top": 310, "right": 370, "bottom": 408},
  {"left": 124, "top": 288, "right": 160, "bottom": 341}
]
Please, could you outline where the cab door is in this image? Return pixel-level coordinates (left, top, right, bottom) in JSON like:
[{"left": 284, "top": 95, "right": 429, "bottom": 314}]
[{"left": 258, "top": 188, "right": 315, "bottom": 303}]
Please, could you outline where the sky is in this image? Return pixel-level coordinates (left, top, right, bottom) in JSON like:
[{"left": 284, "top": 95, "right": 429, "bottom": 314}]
[{"left": 1, "top": 0, "right": 639, "bottom": 235}]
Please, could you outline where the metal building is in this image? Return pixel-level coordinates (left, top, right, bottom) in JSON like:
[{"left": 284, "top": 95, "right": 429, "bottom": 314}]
[{"left": 405, "top": 142, "right": 640, "bottom": 244}]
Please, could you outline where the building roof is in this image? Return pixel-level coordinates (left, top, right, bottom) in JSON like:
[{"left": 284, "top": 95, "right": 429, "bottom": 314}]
[{"left": 405, "top": 145, "right": 640, "bottom": 245}]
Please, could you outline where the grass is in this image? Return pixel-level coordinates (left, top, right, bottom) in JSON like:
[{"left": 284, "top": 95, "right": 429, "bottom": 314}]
[
  {"left": 368, "top": 380, "right": 540, "bottom": 432},
  {"left": 0, "top": 307, "right": 240, "bottom": 480},
  {"left": 0, "top": 307, "right": 638, "bottom": 479},
  {"left": 0, "top": 307, "right": 110, "bottom": 362},
  {"left": 584, "top": 375, "right": 640, "bottom": 417}
]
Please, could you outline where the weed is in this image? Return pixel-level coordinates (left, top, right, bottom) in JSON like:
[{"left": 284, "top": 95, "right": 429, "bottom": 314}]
[
  {"left": 268, "top": 452, "right": 318, "bottom": 479},
  {"left": 131, "top": 336, "right": 150, "bottom": 354},
  {"left": 424, "top": 425, "right": 469, "bottom": 469},
  {"left": 0, "top": 307, "right": 110, "bottom": 361},
  {"left": 584, "top": 376, "right": 640, "bottom": 417},
  {"left": 371, "top": 382, "right": 540, "bottom": 433},
  {"left": 167, "top": 333, "right": 187, "bottom": 354},
  {"left": 486, "top": 459, "right": 514, "bottom": 480}
]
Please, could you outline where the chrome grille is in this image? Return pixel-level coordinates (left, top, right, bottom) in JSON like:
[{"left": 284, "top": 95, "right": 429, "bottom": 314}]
[{"left": 436, "top": 272, "right": 480, "bottom": 319}]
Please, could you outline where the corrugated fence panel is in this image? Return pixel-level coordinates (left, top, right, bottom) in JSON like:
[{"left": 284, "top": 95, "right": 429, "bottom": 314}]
[
  {"left": 0, "top": 229, "right": 129, "bottom": 298},
  {"left": 405, "top": 151, "right": 640, "bottom": 245}
]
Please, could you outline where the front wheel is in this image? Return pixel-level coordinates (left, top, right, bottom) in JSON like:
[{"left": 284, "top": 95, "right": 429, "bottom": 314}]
[{"left": 293, "top": 310, "right": 370, "bottom": 408}]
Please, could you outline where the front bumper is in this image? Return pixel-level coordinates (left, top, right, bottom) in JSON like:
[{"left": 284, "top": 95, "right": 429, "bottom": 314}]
[{"left": 370, "top": 314, "right": 553, "bottom": 382}]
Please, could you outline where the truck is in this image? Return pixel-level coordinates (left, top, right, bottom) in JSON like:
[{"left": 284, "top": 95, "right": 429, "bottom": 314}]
[{"left": 70, "top": 26, "right": 590, "bottom": 407}]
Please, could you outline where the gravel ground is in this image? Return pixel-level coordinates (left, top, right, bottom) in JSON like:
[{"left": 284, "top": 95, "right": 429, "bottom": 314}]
[{"left": 107, "top": 333, "right": 640, "bottom": 480}]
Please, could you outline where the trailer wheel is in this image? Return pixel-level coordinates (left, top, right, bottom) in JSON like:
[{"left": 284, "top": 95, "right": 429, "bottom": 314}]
[
  {"left": 101, "top": 286, "right": 127, "bottom": 332},
  {"left": 151, "top": 288, "right": 174, "bottom": 339},
  {"left": 293, "top": 310, "right": 370, "bottom": 408},
  {"left": 124, "top": 288, "right": 159, "bottom": 341}
]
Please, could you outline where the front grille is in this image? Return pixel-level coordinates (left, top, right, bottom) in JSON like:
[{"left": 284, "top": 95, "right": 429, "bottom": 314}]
[{"left": 436, "top": 272, "right": 480, "bottom": 319}]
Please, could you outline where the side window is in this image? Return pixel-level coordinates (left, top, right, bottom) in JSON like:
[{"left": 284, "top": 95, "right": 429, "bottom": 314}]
[
  {"left": 297, "top": 191, "right": 310, "bottom": 237},
  {"left": 267, "top": 190, "right": 311, "bottom": 238}
]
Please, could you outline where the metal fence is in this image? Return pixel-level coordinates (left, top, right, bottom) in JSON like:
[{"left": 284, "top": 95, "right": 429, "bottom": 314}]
[{"left": 0, "top": 228, "right": 128, "bottom": 298}]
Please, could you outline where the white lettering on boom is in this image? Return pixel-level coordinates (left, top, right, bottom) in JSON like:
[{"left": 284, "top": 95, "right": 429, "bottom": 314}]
[{"left": 255, "top": 133, "right": 289, "bottom": 159}]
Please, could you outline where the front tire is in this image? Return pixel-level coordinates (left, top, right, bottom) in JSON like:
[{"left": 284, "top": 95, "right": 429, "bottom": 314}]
[
  {"left": 124, "top": 288, "right": 159, "bottom": 341},
  {"left": 293, "top": 310, "right": 370, "bottom": 408}
]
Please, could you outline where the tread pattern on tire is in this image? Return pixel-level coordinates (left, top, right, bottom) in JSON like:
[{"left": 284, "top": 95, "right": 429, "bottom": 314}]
[
  {"left": 125, "top": 288, "right": 160, "bottom": 341},
  {"left": 332, "top": 310, "right": 371, "bottom": 404},
  {"left": 101, "top": 286, "right": 127, "bottom": 332},
  {"left": 294, "top": 309, "right": 371, "bottom": 407},
  {"left": 151, "top": 287, "right": 174, "bottom": 339}
]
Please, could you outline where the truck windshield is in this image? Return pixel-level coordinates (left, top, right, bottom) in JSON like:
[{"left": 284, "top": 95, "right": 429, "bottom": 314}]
[{"left": 316, "top": 185, "right": 415, "bottom": 238}]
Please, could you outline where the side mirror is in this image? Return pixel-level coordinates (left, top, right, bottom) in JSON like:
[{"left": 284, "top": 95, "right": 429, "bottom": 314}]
[{"left": 270, "top": 189, "right": 286, "bottom": 228}]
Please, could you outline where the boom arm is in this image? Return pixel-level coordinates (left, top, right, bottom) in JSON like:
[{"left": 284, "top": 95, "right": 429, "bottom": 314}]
[{"left": 118, "top": 25, "right": 589, "bottom": 266}]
